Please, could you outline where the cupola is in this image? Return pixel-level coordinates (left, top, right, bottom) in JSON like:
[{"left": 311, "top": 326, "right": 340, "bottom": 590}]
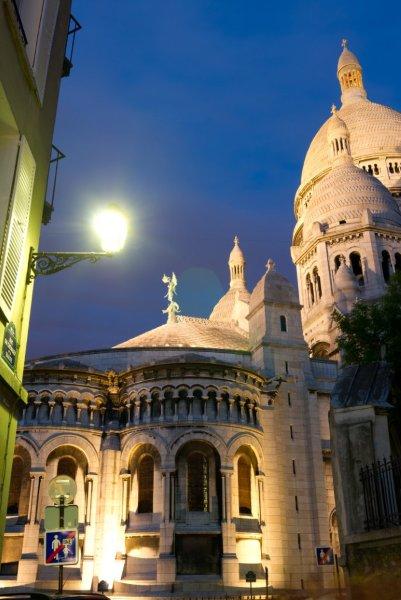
[
  {"left": 229, "top": 235, "right": 246, "bottom": 290},
  {"left": 337, "top": 39, "right": 367, "bottom": 105},
  {"left": 327, "top": 105, "right": 352, "bottom": 165}
]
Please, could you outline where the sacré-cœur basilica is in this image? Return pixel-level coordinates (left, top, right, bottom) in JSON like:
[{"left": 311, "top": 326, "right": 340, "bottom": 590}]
[{"left": 2, "top": 41, "right": 401, "bottom": 595}]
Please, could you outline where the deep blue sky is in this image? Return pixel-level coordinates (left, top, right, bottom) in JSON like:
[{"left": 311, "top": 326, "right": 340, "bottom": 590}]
[{"left": 27, "top": 0, "right": 401, "bottom": 358}]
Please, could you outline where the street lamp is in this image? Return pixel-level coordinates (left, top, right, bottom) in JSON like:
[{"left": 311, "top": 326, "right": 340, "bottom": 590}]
[{"left": 27, "top": 204, "right": 128, "bottom": 283}]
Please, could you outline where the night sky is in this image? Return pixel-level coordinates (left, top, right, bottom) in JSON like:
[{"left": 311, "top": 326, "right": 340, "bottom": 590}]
[{"left": 27, "top": 0, "right": 401, "bottom": 359}]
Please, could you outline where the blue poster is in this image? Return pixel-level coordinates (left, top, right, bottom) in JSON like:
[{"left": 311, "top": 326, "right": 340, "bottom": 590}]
[{"left": 44, "top": 529, "right": 78, "bottom": 565}]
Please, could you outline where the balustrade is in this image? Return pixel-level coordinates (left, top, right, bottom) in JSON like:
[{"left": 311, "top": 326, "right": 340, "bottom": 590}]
[{"left": 20, "top": 388, "right": 261, "bottom": 430}]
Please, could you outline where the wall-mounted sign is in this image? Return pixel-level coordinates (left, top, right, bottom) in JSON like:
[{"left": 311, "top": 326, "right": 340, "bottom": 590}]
[{"left": 2, "top": 322, "right": 17, "bottom": 371}]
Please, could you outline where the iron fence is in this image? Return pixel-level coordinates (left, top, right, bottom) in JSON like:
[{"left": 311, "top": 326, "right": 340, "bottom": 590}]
[{"left": 360, "top": 456, "right": 401, "bottom": 530}]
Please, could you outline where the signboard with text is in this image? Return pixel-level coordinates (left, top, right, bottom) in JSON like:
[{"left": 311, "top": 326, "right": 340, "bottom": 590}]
[
  {"left": 44, "top": 529, "right": 78, "bottom": 565},
  {"left": 2, "top": 322, "right": 17, "bottom": 370}
]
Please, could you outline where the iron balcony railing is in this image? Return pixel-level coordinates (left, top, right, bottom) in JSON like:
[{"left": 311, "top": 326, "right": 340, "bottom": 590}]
[{"left": 360, "top": 456, "right": 401, "bottom": 531}]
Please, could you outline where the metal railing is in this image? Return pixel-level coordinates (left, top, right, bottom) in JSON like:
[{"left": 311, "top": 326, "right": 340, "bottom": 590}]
[{"left": 360, "top": 456, "right": 401, "bottom": 530}]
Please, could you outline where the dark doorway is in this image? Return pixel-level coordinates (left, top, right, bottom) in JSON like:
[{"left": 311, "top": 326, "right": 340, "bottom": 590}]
[{"left": 176, "top": 534, "right": 221, "bottom": 575}]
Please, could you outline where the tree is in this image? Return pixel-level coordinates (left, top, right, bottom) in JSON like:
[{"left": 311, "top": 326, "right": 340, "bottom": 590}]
[{"left": 333, "top": 273, "right": 401, "bottom": 374}]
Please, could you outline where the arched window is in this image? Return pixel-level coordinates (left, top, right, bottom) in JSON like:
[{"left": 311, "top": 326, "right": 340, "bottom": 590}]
[
  {"left": 57, "top": 456, "right": 77, "bottom": 480},
  {"left": 7, "top": 457, "right": 23, "bottom": 515},
  {"left": 313, "top": 267, "right": 322, "bottom": 299},
  {"left": 280, "top": 315, "right": 287, "bottom": 332},
  {"left": 334, "top": 255, "right": 342, "bottom": 272},
  {"left": 382, "top": 250, "right": 391, "bottom": 283},
  {"left": 395, "top": 253, "right": 401, "bottom": 273},
  {"left": 187, "top": 452, "right": 208, "bottom": 512},
  {"left": 349, "top": 252, "right": 364, "bottom": 285},
  {"left": 137, "top": 454, "right": 154, "bottom": 513},
  {"left": 311, "top": 341, "right": 330, "bottom": 358},
  {"left": 238, "top": 456, "right": 252, "bottom": 515}
]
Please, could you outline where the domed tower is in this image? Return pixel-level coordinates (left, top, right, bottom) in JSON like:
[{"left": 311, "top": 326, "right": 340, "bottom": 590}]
[
  {"left": 292, "top": 42, "right": 401, "bottom": 357},
  {"left": 210, "top": 236, "right": 250, "bottom": 331}
]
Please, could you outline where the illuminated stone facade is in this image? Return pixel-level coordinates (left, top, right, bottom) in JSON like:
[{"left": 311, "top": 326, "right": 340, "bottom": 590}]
[
  {"left": 292, "top": 41, "right": 401, "bottom": 357},
  {"left": 2, "top": 241, "right": 337, "bottom": 595}
]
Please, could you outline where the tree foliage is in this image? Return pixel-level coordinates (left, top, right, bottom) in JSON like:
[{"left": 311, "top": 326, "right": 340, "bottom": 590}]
[{"left": 333, "top": 272, "right": 401, "bottom": 373}]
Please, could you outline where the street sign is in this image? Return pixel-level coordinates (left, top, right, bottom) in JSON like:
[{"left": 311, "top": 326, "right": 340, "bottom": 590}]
[
  {"left": 316, "top": 546, "right": 334, "bottom": 566},
  {"left": 246, "top": 570, "right": 257, "bottom": 582},
  {"left": 48, "top": 475, "right": 77, "bottom": 505},
  {"left": 44, "top": 529, "right": 78, "bottom": 565},
  {"left": 45, "top": 505, "right": 78, "bottom": 530},
  {"left": 2, "top": 322, "right": 17, "bottom": 371}
]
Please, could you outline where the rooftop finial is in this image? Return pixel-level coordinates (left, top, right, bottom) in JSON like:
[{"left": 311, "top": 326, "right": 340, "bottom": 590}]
[
  {"left": 331, "top": 104, "right": 337, "bottom": 115},
  {"left": 266, "top": 258, "right": 275, "bottom": 272},
  {"left": 341, "top": 38, "right": 348, "bottom": 49},
  {"left": 234, "top": 235, "right": 239, "bottom": 245},
  {"left": 162, "top": 273, "right": 180, "bottom": 323}
]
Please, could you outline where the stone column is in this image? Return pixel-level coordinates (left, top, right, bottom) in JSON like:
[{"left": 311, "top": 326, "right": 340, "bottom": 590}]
[
  {"left": 145, "top": 397, "right": 151, "bottom": 423},
  {"left": 48, "top": 400, "right": 55, "bottom": 424},
  {"left": 187, "top": 395, "right": 193, "bottom": 420},
  {"left": 202, "top": 394, "right": 208, "bottom": 420},
  {"left": 17, "top": 470, "right": 45, "bottom": 584},
  {"left": 157, "top": 469, "right": 176, "bottom": 584},
  {"left": 158, "top": 397, "right": 164, "bottom": 422},
  {"left": 216, "top": 395, "right": 221, "bottom": 420},
  {"left": 228, "top": 397, "right": 235, "bottom": 422},
  {"left": 239, "top": 399, "right": 246, "bottom": 423},
  {"left": 82, "top": 473, "right": 99, "bottom": 589},
  {"left": 120, "top": 473, "right": 130, "bottom": 525},
  {"left": 125, "top": 401, "right": 132, "bottom": 426},
  {"left": 134, "top": 399, "right": 141, "bottom": 424},
  {"left": 220, "top": 468, "right": 238, "bottom": 586},
  {"left": 93, "top": 434, "right": 122, "bottom": 591}
]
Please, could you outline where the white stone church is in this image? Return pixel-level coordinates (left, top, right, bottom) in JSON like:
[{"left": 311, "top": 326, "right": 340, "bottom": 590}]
[{"left": 2, "top": 41, "right": 401, "bottom": 596}]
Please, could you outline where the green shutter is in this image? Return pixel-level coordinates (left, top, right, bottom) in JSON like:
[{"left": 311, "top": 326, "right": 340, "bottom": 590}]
[{"left": 0, "top": 137, "right": 36, "bottom": 317}]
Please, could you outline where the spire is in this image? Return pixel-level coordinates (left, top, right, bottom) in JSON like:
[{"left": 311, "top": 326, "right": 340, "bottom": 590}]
[
  {"left": 228, "top": 235, "right": 246, "bottom": 290},
  {"left": 327, "top": 105, "right": 352, "bottom": 165},
  {"left": 337, "top": 39, "right": 367, "bottom": 105}
]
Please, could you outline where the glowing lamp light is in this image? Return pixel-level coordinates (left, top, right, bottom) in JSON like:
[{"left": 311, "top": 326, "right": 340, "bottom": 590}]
[{"left": 93, "top": 204, "right": 128, "bottom": 253}]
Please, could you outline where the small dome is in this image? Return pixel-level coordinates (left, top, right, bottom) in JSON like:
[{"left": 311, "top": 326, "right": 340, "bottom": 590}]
[
  {"left": 334, "top": 258, "right": 358, "bottom": 293},
  {"left": 114, "top": 316, "right": 249, "bottom": 352},
  {"left": 229, "top": 235, "right": 245, "bottom": 264},
  {"left": 304, "top": 162, "right": 401, "bottom": 230},
  {"left": 337, "top": 47, "right": 361, "bottom": 72},
  {"left": 249, "top": 260, "right": 298, "bottom": 312},
  {"left": 327, "top": 106, "right": 348, "bottom": 139}
]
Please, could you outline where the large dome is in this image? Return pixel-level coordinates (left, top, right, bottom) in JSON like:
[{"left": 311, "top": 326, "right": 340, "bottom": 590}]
[
  {"left": 304, "top": 162, "right": 401, "bottom": 229},
  {"left": 301, "top": 100, "right": 401, "bottom": 186},
  {"left": 114, "top": 315, "right": 249, "bottom": 352}
]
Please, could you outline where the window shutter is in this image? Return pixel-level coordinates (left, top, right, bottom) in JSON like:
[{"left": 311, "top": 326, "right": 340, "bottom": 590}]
[{"left": 0, "top": 137, "right": 36, "bottom": 317}]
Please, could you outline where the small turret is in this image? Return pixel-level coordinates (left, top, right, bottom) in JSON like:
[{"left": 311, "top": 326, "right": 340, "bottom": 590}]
[
  {"left": 333, "top": 256, "right": 359, "bottom": 312},
  {"left": 337, "top": 39, "right": 367, "bottom": 105},
  {"left": 229, "top": 236, "right": 246, "bottom": 290},
  {"left": 327, "top": 105, "right": 352, "bottom": 165}
]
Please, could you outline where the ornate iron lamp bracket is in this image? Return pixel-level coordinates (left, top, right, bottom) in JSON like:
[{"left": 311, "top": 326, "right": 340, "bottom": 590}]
[{"left": 27, "top": 250, "right": 112, "bottom": 283}]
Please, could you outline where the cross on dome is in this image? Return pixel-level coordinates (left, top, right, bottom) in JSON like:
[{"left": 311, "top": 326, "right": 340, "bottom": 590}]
[
  {"left": 341, "top": 38, "right": 348, "bottom": 49},
  {"left": 331, "top": 104, "right": 337, "bottom": 115}
]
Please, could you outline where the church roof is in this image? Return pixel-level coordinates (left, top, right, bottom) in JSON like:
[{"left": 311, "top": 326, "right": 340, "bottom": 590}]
[
  {"left": 209, "top": 287, "right": 250, "bottom": 323},
  {"left": 113, "top": 315, "right": 249, "bottom": 352},
  {"left": 304, "top": 161, "right": 401, "bottom": 228},
  {"left": 249, "top": 259, "right": 298, "bottom": 311},
  {"left": 301, "top": 101, "right": 401, "bottom": 187},
  {"left": 331, "top": 362, "right": 393, "bottom": 409}
]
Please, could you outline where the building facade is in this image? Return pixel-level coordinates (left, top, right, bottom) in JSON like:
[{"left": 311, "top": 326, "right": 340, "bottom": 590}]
[
  {"left": 1, "top": 241, "right": 338, "bottom": 595},
  {"left": 3, "top": 39, "right": 401, "bottom": 596},
  {"left": 0, "top": 0, "right": 74, "bottom": 558},
  {"left": 291, "top": 41, "right": 401, "bottom": 357}
]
